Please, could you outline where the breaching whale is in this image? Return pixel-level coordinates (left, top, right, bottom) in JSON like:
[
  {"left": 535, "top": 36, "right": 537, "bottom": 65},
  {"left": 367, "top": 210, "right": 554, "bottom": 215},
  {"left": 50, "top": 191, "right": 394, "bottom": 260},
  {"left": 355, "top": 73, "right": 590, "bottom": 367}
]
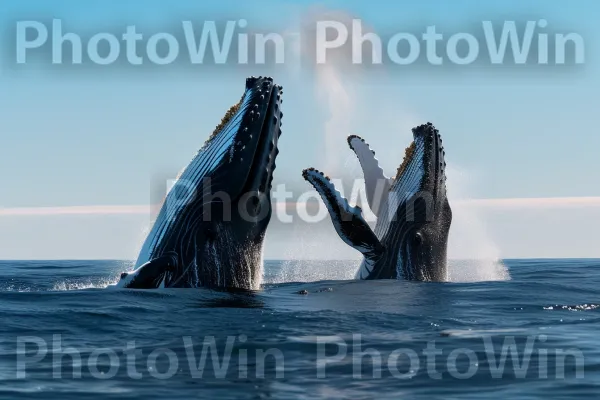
[
  {"left": 302, "top": 123, "right": 452, "bottom": 281},
  {"left": 116, "top": 76, "right": 283, "bottom": 290}
]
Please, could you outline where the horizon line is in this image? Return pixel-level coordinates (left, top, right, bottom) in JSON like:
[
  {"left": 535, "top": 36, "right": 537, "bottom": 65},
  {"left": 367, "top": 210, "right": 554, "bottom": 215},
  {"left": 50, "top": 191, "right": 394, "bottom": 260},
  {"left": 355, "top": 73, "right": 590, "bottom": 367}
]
[{"left": 0, "top": 257, "right": 599, "bottom": 262}]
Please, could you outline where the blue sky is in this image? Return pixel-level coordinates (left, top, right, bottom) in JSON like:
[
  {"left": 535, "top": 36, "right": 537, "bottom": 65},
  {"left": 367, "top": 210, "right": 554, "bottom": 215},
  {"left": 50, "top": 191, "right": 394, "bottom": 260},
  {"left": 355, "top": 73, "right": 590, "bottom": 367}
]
[{"left": 0, "top": 0, "right": 599, "bottom": 259}]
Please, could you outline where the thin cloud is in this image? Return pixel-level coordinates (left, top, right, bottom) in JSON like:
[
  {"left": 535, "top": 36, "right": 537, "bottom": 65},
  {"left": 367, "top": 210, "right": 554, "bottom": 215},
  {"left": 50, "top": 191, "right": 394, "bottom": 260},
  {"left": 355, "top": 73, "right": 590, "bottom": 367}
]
[
  {"left": 0, "top": 205, "right": 152, "bottom": 217},
  {"left": 457, "top": 197, "right": 600, "bottom": 209},
  {"left": 1, "top": 197, "right": 600, "bottom": 217}
]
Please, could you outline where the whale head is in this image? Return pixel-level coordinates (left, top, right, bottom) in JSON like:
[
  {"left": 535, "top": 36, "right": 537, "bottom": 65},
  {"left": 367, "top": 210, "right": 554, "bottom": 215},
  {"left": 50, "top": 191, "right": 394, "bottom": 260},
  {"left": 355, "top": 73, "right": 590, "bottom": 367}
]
[
  {"left": 117, "top": 76, "right": 283, "bottom": 289},
  {"left": 383, "top": 123, "right": 452, "bottom": 281}
]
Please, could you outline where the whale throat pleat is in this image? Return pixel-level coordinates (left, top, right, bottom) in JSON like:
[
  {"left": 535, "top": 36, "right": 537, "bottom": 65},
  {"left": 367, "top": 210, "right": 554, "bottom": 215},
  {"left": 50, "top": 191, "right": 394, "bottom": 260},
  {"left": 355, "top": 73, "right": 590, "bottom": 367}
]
[
  {"left": 135, "top": 87, "right": 255, "bottom": 268},
  {"left": 374, "top": 135, "right": 426, "bottom": 238}
]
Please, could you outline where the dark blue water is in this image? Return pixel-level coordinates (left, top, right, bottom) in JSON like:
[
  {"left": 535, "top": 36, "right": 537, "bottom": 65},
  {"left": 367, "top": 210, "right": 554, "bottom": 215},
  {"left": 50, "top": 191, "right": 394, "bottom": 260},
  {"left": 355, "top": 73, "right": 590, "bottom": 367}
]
[{"left": 0, "top": 259, "right": 598, "bottom": 399}]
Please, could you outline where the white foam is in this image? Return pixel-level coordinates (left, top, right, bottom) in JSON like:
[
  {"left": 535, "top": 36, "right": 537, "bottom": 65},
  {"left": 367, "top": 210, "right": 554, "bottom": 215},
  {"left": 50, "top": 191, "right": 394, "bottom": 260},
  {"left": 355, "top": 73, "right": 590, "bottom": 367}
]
[{"left": 52, "top": 277, "right": 119, "bottom": 291}]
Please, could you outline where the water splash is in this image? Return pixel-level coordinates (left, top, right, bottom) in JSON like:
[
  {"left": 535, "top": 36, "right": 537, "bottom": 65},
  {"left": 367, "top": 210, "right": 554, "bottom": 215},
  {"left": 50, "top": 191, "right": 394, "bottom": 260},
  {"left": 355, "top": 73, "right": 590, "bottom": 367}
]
[
  {"left": 51, "top": 276, "right": 120, "bottom": 291},
  {"left": 447, "top": 259, "right": 510, "bottom": 282},
  {"left": 265, "top": 214, "right": 362, "bottom": 283},
  {"left": 0, "top": 276, "right": 120, "bottom": 292},
  {"left": 51, "top": 260, "right": 132, "bottom": 291},
  {"left": 266, "top": 260, "right": 359, "bottom": 284},
  {"left": 445, "top": 165, "right": 510, "bottom": 282}
]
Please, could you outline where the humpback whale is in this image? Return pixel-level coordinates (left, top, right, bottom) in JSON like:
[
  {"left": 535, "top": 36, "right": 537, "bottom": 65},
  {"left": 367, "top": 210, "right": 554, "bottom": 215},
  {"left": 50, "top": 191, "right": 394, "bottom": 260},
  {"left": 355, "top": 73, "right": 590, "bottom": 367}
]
[
  {"left": 116, "top": 76, "right": 283, "bottom": 290},
  {"left": 303, "top": 123, "right": 452, "bottom": 281}
]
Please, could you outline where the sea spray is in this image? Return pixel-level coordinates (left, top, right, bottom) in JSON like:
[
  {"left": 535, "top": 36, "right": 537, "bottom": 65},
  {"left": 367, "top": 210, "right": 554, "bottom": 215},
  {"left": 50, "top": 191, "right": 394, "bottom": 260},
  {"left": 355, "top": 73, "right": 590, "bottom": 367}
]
[
  {"left": 317, "top": 64, "right": 355, "bottom": 175},
  {"left": 445, "top": 165, "right": 510, "bottom": 282},
  {"left": 266, "top": 260, "right": 359, "bottom": 284},
  {"left": 52, "top": 278, "right": 119, "bottom": 291},
  {"left": 265, "top": 224, "right": 360, "bottom": 283},
  {"left": 52, "top": 260, "right": 133, "bottom": 290}
]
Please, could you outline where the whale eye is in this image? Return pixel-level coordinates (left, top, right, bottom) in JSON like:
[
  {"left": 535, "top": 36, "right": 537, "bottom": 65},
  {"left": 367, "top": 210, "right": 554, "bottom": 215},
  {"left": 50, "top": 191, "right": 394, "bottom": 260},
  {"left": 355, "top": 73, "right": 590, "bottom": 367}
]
[
  {"left": 413, "top": 232, "right": 423, "bottom": 246},
  {"left": 120, "top": 272, "right": 128, "bottom": 280}
]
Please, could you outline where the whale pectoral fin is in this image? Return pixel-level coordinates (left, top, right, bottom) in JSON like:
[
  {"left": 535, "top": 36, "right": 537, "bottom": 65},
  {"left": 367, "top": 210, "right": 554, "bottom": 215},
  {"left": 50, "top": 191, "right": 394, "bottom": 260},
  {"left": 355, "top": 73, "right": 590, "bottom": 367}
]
[
  {"left": 142, "top": 254, "right": 178, "bottom": 272},
  {"left": 302, "top": 168, "right": 384, "bottom": 258},
  {"left": 347, "top": 135, "right": 392, "bottom": 217},
  {"left": 118, "top": 254, "right": 178, "bottom": 288}
]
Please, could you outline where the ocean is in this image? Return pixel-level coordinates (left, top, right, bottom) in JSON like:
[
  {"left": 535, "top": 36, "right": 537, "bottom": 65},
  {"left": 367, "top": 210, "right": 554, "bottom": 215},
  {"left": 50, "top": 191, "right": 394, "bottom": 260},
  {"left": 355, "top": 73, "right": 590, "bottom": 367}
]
[{"left": 0, "top": 259, "right": 598, "bottom": 399}]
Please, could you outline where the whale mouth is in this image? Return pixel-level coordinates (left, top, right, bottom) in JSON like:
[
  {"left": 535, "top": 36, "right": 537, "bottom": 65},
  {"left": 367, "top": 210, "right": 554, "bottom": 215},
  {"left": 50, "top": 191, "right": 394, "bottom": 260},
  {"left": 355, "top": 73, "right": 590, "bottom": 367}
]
[
  {"left": 420, "top": 123, "right": 447, "bottom": 203},
  {"left": 239, "top": 77, "right": 282, "bottom": 196}
]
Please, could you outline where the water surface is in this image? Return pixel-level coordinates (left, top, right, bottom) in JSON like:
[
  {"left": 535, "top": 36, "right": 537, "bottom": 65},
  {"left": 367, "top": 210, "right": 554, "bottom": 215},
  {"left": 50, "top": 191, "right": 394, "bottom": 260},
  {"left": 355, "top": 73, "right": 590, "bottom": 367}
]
[{"left": 0, "top": 259, "right": 598, "bottom": 399}]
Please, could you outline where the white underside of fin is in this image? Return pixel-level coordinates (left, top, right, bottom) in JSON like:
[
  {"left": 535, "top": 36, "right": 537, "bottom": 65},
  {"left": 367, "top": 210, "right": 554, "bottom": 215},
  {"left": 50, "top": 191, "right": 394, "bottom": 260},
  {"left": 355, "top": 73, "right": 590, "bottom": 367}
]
[{"left": 348, "top": 137, "right": 392, "bottom": 217}]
